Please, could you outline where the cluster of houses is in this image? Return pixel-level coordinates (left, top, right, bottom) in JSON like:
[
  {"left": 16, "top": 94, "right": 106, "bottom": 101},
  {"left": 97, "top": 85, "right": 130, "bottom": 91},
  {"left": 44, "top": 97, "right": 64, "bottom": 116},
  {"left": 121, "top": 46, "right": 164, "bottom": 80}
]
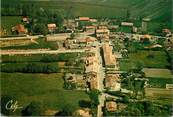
[{"left": 64, "top": 48, "right": 99, "bottom": 90}]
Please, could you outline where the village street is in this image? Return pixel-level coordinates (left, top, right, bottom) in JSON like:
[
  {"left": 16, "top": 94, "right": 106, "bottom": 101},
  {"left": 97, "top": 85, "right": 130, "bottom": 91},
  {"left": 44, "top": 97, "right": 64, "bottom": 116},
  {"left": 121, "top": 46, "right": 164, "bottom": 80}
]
[{"left": 94, "top": 45, "right": 106, "bottom": 117}]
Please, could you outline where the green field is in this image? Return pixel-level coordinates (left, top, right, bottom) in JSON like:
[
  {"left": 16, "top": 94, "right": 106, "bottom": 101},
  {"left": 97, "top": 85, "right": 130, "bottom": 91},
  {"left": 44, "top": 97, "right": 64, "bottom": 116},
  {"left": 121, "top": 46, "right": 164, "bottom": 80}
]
[
  {"left": 1, "top": 73, "right": 90, "bottom": 115},
  {"left": 1, "top": 16, "right": 22, "bottom": 34},
  {"left": 120, "top": 50, "right": 169, "bottom": 71},
  {"left": 142, "top": 68, "right": 173, "bottom": 78}
]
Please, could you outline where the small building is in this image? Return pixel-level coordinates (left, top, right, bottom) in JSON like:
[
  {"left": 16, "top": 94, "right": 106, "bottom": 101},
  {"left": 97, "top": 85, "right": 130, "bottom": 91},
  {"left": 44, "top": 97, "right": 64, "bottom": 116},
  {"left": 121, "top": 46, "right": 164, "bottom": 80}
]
[
  {"left": 105, "top": 74, "right": 121, "bottom": 91},
  {"left": 96, "top": 26, "right": 110, "bottom": 39},
  {"left": 47, "top": 23, "right": 57, "bottom": 32},
  {"left": 106, "top": 101, "right": 117, "bottom": 112},
  {"left": 102, "top": 43, "right": 116, "bottom": 68},
  {"left": 132, "top": 26, "right": 138, "bottom": 33},
  {"left": 121, "top": 22, "right": 133, "bottom": 27},
  {"left": 73, "top": 108, "right": 92, "bottom": 117},
  {"left": 166, "top": 84, "right": 173, "bottom": 90},
  {"left": 22, "top": 16, "right": 29, "bottom": 23},
  {"left": 90, "top": 18, "right": 97, "bottom": 23},
  {"left": 96, "top": 29, "right": 110, "bottom": 39},
  {"left": 85, "top": 26, "right": 96, "bottom": 34},
  {"left": 142, "top": 18, "right": 151, "bottom": 32},
  {"left": 65, "top": 73, "right": 87, "bottom": 89},
  {"left": 78, "top": 17, "right": 90, "bottom": 21},
  {"left": 90, "top": 77, "right": 98, "bottom": 90},
  {"left": 77, "top": 37, "right": 96, "bottom": 45},
  {"left": 12, "top": 24, "right": 27, "bottom": 35},
  {"left": 162, "top": 29, "right": 171, "bottom": 37}
]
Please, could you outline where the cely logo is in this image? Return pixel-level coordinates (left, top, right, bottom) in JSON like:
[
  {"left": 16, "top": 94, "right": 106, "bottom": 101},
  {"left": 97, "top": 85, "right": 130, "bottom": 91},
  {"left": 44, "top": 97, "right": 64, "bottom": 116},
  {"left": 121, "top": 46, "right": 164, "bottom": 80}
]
[{"left": 5, "top": 100, "right": 23, "bottom": 112}]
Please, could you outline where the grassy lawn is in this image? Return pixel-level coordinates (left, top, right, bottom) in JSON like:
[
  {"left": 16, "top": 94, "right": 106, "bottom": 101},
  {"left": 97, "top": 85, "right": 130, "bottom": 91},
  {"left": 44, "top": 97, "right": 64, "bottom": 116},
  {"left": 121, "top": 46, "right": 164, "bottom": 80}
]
[
  {"left": 119, "top": 50, "right": 169, "bottom": 71},
  {"left": 145, "top": 88, "right": 173, "bottom": 105},
  {"left": 1, "top": 73, "right": 90, "bottom": 115},
  {"left": 1, "top": 16, "right": 22, "bottom": 35},
  {"left": 142, "top": 68, "right": 173, "bottom": 78}
]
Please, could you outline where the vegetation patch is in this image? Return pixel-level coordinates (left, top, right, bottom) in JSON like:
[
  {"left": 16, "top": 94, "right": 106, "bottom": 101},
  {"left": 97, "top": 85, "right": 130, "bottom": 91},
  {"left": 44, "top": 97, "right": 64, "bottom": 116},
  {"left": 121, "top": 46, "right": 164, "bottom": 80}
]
[{"left": 1, "top": 73, "right": 90, "bottom": 116}]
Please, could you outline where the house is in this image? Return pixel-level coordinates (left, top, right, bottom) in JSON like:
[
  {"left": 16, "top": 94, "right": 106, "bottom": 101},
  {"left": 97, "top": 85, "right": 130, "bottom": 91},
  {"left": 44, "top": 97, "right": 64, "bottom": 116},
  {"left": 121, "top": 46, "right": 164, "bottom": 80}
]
[
  {"left": 132, "top": 26, "right": 138, "bottom": 33},
  {"left": 85, "top": 26, "right": 96, "bottom": 33},
  {"left": 65, "top": 73, "right": 87, "bottom": 89},
  {"left": 106, "top": 101, "right": 117, "bottom": 112},
  {"left": 166, "top": 84, "right": 173, "bottom": 90},
  {"left": 90, "top": 18, "right": 97, "bottom": 23},
  {"left": 85, "top": 54, "right": 99, "bottom": 73},
  {"left": 12, "top": 24, "right": 27, "bottom": 35},
  {"left": 90, "top": 77, "right": 98, "bottom": 89},
  {"left": 96, "top": 26, "right": 110, "bottom": 39},
  {"left": 47, "top": 23, "right": 57, "bottom": 32},
  {"left": 105, "top": 74, "right": 121, "bottom": 91},
  {"left": 96, "top": 29, "right": 110, "bottom": 39},
  {"left": 73, "top": 108, "right": 92, "bottom": 117},
  {"left": 78, "top": 17, "right": 90, "bottom": 21},
  {"left": 77, "top": 37, "right": 96, "bottom": 45},
  {"left": 121, "top": 22, "right": 133, "bottom": 27},
  {"left": 162, "top": 29, "right": 171, "bottom": 37},
  {"left": 102, "top": 43, "right": 116, "bottom": 68},
  {"left": 22, "top": 16, "right": 29, "bottom": 23}
]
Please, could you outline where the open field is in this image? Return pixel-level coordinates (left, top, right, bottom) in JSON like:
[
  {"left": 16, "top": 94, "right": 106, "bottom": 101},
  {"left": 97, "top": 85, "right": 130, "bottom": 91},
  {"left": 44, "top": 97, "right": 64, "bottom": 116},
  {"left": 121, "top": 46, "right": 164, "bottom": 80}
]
[
  {"left": 1, "top": 73, "right": 90, "bottom": 115},
  {"left": 119, "top": 50, "right": 169, "bottom": 71},
  {"left": 142, "top": 68, "right": 173, "bottom": 78},
  {"left": 145, "top": 88, "right": 173, "bottom": 105}
]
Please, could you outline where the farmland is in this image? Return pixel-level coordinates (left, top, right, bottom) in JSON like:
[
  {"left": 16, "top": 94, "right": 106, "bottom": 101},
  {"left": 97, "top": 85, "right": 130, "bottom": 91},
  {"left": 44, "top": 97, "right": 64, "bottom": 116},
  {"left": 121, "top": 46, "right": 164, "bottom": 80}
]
[
  {"left": 142, "top": 68, "right": 173, "bottom": 78},
  {"left": 1, "top": 73, "right": 90, "bottom": 115},
  {"left": 0, "top": 38, "right": 59, "bottom": 50},
  {"left": 119, "top": 50, "right": 169, "bottom": 71},
  {"left": 145, "top": 88, "right": 173, "bottom": 105}
]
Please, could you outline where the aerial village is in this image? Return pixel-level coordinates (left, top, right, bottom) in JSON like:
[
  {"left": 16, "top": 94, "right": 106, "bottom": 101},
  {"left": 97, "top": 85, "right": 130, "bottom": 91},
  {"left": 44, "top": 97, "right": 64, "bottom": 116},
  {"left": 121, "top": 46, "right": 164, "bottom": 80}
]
[{"left": 1, "top": 1, "right": 173, "bottom": 116}]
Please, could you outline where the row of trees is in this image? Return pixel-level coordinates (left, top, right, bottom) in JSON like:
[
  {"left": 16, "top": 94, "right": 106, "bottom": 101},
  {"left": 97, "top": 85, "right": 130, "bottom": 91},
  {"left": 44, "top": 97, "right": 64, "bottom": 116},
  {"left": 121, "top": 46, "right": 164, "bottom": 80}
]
[{"left": 1, "top": 63, "right": 59, "bottom": 73}]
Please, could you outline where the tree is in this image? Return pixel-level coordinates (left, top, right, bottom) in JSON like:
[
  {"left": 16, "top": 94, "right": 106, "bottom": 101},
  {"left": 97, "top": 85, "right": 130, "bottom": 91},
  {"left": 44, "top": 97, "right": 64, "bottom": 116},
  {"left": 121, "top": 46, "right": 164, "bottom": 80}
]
[
  {"left": 122, "top": 95, "right": 129, "bottom": 103},
  {"left": 22, "top": 101, "right": 44, "bottom": 116},
  {"left": 33, "top": 23, "right": 48, "bottom": 35},
  {"left": 88, "top": 89, "right": 101, "bottom": 107}
]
